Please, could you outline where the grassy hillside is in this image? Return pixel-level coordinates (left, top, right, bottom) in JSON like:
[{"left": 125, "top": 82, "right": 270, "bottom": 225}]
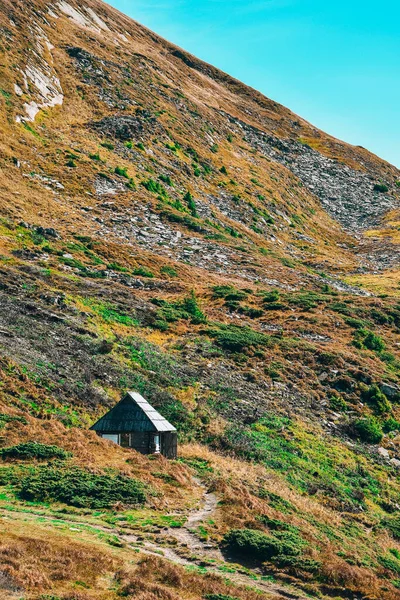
[{"left": 0, "top": 1, "right": 400, "bottom": 599}]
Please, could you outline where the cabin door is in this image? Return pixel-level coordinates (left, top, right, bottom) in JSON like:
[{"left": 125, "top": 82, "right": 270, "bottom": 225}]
[{"left": 120, "top": 433, "right": 130, "bottom": 448}]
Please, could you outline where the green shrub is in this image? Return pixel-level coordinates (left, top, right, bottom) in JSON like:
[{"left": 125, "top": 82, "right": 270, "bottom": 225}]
[
  {"left": 159, "top": 174, "right": 173, "bottom": 186},
  {"left": 374, "top": 183, "right": 389, "bottom": 193},
  {"left": 181, "top": 290, "right": 206, "bottom": 324},
  {"left": 161, "top": 210, "right": 207, "bottom": 233},
  {"left": 89, "top": 152, "right": 101, "bottom": 161},
  {"left": 329, "top": 396, "right": 348, "bottom": 412},
  {"left": 133, "top": 266, "right": 154, "bottom": 278},
  {"left": 379, "top": 554, "right": 400, "bottom": 575},
  {"left": 383, "top": 417, "right": 400, "bottom": 433},
  {"left": 240, "top": 306, "right": 264, "bottom": 318},
  {"left": 353, "top": 329, "right": 386, "bottom": 352},
  {"left": 362, "top": 384, "right": 391, "bottom": 414},
  {"left": 151, "top": 292, "right": 205, "bottom": 325},
  {"left": 219, "top": 166, "right": 228, "bottom": 175},
  {"left": 352, "top": 417, "right": 383, "bottom": 443},
  {"left": 344, "top": 317, "right": 367, "bottom": 329},
  {"left": 0, "top": 414, "right": 27, "bottom": 429},
  {"left": 223, "top": 528, "right": 305, "bottom": 562},
  {"left": 160, "top": 265, "right": 178, "bottom": 277},
  {"left": 184, "top": 191, "right": 198, "bottom": 217},
  {"left": 18, "top": 465, "right": 147, "bottom": 508},
  {"left": 0, "top": 443, "right": 70, "bottom": 460},
  {"left": 141, "top": 178, "right": 167, "bottom": 197},
  {"left": 207, "top": 324, "right": 271, "bottom": 353},
  {"left": 212, "top": 285, "right": 248, "bottom": 302},
  {"left": 115, "top": 166, "right": 129, "bottom": 178},
  {"left": 330, "top": 302, "right": 353, "bottom": 316},
  {"left": 273, "top": 555, "right": 321, "bottom": 573},
  {"left": 363, "top": 331, "right": 386, "bottom": 352},
  {"left": 100, "top": 141, "right": 114, "bottom": 150},
  {"left": 288, "top": 291, "right": 323, "bottom": 311},
  {"left": 383, "top": 515, "right": 400, "bottom": 540},
  {"left": 153, "top": 319, "right": 169, "bottom": 331}
]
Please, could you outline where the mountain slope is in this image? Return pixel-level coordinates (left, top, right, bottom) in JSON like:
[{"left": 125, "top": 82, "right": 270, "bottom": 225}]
[{"left": 1, "top": 2, "right": 400, "bottom": 599}]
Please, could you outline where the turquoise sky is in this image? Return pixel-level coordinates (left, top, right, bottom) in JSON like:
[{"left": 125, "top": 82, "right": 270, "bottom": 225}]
[{"left": 107, "top": 0, "right": 400, "bottom": 168}]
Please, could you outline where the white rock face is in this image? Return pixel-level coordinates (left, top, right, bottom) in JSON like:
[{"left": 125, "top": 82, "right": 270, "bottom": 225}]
[
  {"left": 25, "top": 64, "right": 64, "bottom": 109},
  {"left": 15, "top": 24, "right": 64, "bottom": 124},
  {"left": 57, "top": 1, "right": 110, "bottom": 33},
  {"left": 86, "top": 7, "right": 109, "bottom": 31},
  {"left": 57, "top": 1, "right": 92, "bottom": 28},
  {"left": 22, "top": 101, "right": 40, "bottom": 121}
]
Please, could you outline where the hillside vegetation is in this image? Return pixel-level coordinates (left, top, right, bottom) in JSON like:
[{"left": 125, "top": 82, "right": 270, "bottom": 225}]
[{"left": 0, "top": 1, "right": 400, "bottom": 599}]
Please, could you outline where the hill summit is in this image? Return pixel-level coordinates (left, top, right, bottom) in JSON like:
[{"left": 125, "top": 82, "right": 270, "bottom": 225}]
[{"left": 1, "top": 2, "right": 400, "bottom": 599}]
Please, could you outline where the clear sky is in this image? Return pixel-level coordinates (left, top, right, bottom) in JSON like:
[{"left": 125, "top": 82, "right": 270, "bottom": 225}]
[{"left": 107, "top": 0, "right": 400, "bottom": 168}]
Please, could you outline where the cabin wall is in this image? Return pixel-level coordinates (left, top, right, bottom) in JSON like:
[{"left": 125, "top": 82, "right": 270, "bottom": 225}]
[
  {"left": 130, "top": 432, "right": 150, "bottom": 455},
  {"left": 161, "top": 432, "right": 178, "bottom": 459},
  {"left": 98, "top": 431, "right": 177, "bottom": 458}
]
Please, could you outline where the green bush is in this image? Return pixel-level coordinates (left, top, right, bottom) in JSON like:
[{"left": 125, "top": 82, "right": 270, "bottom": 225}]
[
  {"left": 142, "top": 178, "right": 167, "bottom": 197},
  {"left": 115, "top": 166, "right": 129, "bottom": 178},
  {"left": 160, "top": 265, "right": 178, "bottom": 277},
  {"left": 363, "top": 332, "right": 386, "bottom": 352},
  {"left": 181, "top": 290, "right": 206, "bottom": 324},
  {"left": 0, "top": 442, "right": 71, "bottom": 461},
  {"left": 151, "top": 292, "right": 205, "bottom": 325},
  {"left": 374, "top": 183, "right": 389, "bottom": 193},
  {"left": 100, "top": 141, "right": 114, "bottom": 150},
  {"left": 362, "top": 384, "right": 391, "bottom": 414},
  {"left": 329, "top": 395, "right": 348, "bottom": 412},
  {"left": 207, "top": 324, "right": 271, "bottom": 353},
  {"left": 18, "top": 465, "right": 147, "bottom": 508},
  {"left": 353, "top": 329, "right": 386, "bottom": 352},
  {"left": 184, "top": 191, "right": 198, "bottom": 218},
  {"left": 223, "top": 528, "right": 305, "bottom": 562},
  {"left": 288, "top": 291, "right": 323, "bottom": 311},
  {"left": 383, "top": 515, "right": 400, "bottom": 540},
  {"left": 133, "top": 266, "right": 154, "bottom": 278},
  {"left": 273, "top": 555, "right": 321, "bottom": 573},
  {"left": 159, "top": 174, "right": 173, "bottom": 186},
  {"left": 261, "top": 289, "right": 280, "bottom": 303},
  {"left": 0, "top": 414, "right": 27, "bottom": 429},
  {"left": 379, "top": 554, "right": 400, "bottom": 575},
  {"left": 383, "top": 417, "right": 400, "bottom": 433},
  {"left": 161, "top": 210, "right": 207, "bottom": 233},
  {"left": 212, "top": 285, "right": 248, "bottom": 302},
  {"left": 352, "top": 417, "right": 383, "bottom": 444}
]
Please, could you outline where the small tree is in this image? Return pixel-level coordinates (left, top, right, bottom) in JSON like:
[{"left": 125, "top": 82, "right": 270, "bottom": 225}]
[
  {"left": 184, "top": 191, "right": 198, "bottom": 218},
  {"left": 352, "top": 416, "right": 383, "bottom": 444}
]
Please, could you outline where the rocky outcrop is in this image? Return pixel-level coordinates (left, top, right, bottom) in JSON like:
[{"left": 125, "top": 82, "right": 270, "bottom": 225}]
[{"left": 228, "top": 115, "right": 400, "bottom": 234}]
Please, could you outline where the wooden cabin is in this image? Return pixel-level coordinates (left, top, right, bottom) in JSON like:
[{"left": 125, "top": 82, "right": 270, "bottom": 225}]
[{"left": 90, "top": 392, "right": 177, "bottom": 459}]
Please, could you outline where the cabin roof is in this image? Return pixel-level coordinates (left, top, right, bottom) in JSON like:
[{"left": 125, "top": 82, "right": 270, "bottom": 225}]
[{"left": 90, "top": 392, "right": 177, "bottom": 433}]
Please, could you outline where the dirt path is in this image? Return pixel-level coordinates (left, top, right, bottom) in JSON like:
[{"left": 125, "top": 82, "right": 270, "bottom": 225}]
[{"left": 0, "top": 480, "right": 310, "bottom": 600}]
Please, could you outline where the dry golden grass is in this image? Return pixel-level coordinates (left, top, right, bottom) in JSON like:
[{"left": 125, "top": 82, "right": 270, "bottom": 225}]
[
  {"left": 0, "top": 521, "right": 118, "bottom": 597},
  {"left": 118, "top": 555, "right": 280, "bottom": 600}
]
